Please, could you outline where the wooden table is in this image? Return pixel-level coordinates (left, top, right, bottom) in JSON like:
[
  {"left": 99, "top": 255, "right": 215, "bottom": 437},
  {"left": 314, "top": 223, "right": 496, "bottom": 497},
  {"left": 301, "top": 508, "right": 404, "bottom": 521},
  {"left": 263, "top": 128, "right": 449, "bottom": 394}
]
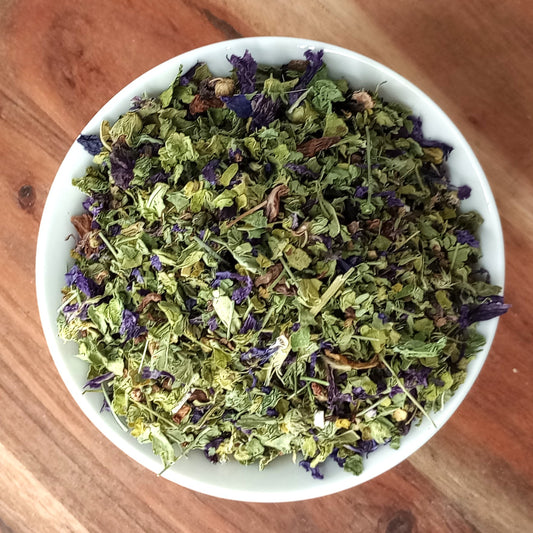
[{"left": 1, "top": 1, "right": 531, "bottom": 531}]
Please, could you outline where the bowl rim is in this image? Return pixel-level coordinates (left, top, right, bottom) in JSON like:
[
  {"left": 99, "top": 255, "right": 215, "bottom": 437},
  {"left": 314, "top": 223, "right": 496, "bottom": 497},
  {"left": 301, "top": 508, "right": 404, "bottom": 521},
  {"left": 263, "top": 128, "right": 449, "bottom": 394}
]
[{"left": 36, "top": 36, "right": 505, "bottom": 502}]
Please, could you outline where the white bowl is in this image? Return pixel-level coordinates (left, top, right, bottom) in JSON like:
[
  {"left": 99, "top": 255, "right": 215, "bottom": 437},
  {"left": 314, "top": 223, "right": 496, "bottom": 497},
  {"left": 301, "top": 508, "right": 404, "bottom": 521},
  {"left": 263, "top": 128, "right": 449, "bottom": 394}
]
[{"left": 36, "top": 36, "right": 505, "bottom": 502}]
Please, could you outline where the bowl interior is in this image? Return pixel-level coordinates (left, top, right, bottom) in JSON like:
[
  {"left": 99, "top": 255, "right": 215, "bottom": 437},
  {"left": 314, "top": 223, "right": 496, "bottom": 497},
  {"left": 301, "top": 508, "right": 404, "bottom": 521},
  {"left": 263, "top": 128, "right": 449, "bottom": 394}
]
[{"left": 36, "top": 36, "right": 504, "bottom": 502}]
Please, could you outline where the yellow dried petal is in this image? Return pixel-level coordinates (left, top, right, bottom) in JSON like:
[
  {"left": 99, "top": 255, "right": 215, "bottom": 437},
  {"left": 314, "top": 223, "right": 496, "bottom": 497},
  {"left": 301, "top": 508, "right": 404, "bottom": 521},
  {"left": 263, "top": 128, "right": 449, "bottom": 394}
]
[{"left": 335, "top": 418, "right": 351, "bottom": 429}]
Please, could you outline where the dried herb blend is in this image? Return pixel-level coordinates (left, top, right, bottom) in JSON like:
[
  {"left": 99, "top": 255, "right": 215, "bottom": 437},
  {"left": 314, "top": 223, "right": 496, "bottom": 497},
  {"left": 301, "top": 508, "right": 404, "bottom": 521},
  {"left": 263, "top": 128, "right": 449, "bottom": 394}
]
[{"left": 59, "top": 49, "right": 509, "bottom": 478}]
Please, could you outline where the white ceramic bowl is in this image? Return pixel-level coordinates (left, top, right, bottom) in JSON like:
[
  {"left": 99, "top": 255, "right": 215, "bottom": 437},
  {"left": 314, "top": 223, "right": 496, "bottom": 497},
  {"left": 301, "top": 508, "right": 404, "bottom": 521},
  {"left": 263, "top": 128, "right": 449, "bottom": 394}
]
[{"left": 36, "top": 37, "right": 505, "bottom": 502}]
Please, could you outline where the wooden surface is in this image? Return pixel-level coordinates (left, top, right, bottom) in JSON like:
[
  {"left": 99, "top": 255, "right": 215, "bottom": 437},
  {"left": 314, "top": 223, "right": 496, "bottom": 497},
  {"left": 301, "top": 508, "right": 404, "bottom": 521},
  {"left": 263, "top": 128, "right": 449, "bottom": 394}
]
[{"left": 1, "top": 1, "right": 532, "bottom": 531}]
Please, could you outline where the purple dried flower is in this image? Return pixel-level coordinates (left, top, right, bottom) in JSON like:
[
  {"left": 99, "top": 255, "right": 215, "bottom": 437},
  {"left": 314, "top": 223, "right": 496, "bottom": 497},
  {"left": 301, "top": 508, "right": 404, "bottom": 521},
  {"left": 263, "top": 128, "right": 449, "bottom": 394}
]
[
  {"left": 131, "top": 268, "right": 144, "bottom": 283},
  {"left": 239, "top": 313, "right": 261, "bottom": 334},
  {"left": 201, "top": 159, "right": 220, "bottom": 186},
  {"left": 250, "top": 94, "right": 280, "bottom": 131},
  {"left": 180, "top": 61, "right": 203, "bottom": 86},
  {"left": 191, "top": 406, "right": 210, "bottom": 424},
  {"left": 150, "top": 254, "right": 162, "bottom": 271},
  {"left": 149, "top": 171, "right": 169, "bottom": 184},
  {"left": 352, "top": 386, "right": 372, "bottom": 400},
  {"left": 78, "top": 304, "right": 89, "bottom": 321},
  {"left": 83, "top": 371, "right": 114, "bottom": 390},
  {"left": 327, "top": 366, "right": 353, "bottom": 416},
  {"left": 212, "top": 271, "right": 253, "bottom": 304},
  {"left": 409, "top": 116, "right": 453, "bottom": 159},
  {"left": 185, "top": 298, "right": 197, "bottom": 311},
  {"left": 309, "top": 349, "right": 320, "bottom": 377},
  {"left": 266, "top": 407, "right": 278, "bottom": 417},
  {"left": 378, "top": 312, "right": 388, "bottom": 323},
  {"left": 82, "top": 195, "right": 106, "bottom": 218},
  {"left": 350, "top": 439, "right": 379, "bottom": 458},
  {"left": 456, "top": 229, "right": 480, "bottom": 248},
  {"left": 337, "top": 255, "right": 362, "bottom": 274},
  {"left": 119, "top": 309, "right": 147, "bottom": 341},
  {"left": 189, "top": 316, "right": 203, "bottom": 326},
  {"left": 108, "top": 223, "right": 121, "bottom": 236},
  {"left": 247, "top": 369, "right": 258, "bottom": 390},
  {"left": 229, "top": 148, "right": 243, "bottom": 162},
  {"left": 77, "top": 134, "right": 103, "bottom": 156},
  {"left": 227, "top": 50, "right": 257, "bottom": 94},
  {"left": 100, "top": 398, "right": 111, "bottom": 413},
  {"left": 207, "top": 316, "right": 218, "bottom": 331},
  {"left": 82, "top": 195, "right": 94, "bottom": 211},
  {"left": 221, "top": 94, "right": 253, "bottom": 118},
  {"left": 374, "top": 190, "right": 404, "bottom": 207},
  {"left": 330, "top": 447, "right": 347, "bottom": 468},
  {"left": 289, "top": 49, "right": 325, "bottom": 105},
  {"left": 203, "top": 434, "right": 229, "bottom": 463},
  {"left": 217, "top": 203, "right": 238, "bottom": 221},
  {"left": 291, "top": 322, "right": 301, "bottom": 332},
  {"left": 261, "top": 385, "right": 272, "bottom": 394},
  {"left": 140, "top": 366, "right": 175, "bottom": 383},
  {"left": 457, "top": 185, "right": 472, "bottom": 200},
  {"left": 285, "top": 163, "right": 319, "bottom": 179},
  {"left": 241, "top": 344, "right": 279, "bottom": 366},
  {"left": 171, "top": 224, "right": 185, "bottom": 233},
  {"left": 109, "top": 141, "right": 136, "bottom": 189},
  {"left": 355, "top": 186, "right": 369, "bottom": 198},
  {"left": 65, "top": 265, "right": 101, "bottom": 298},
  {"left": 459, "top": 295, "right": 510, "bottom": 328},
  {"left": 389, "top": 385, "right": 404, "bottom": 397},
  {"left": 299, "top": 459, "right": 324, "bottom": 480},
  {"left": 320, "top": 235, "right": 333, "bottom": 250},
  {"left": 198, "top": 229, "right": 206, "bottom": 240},
  {"left": 231, "top": 281, "right": 253, "bottom": 305},
  {"left": 62, "top": 303, "right": 79, "bottom": 314},
  {"left": 400, "top": 366, "right": 432, "bottom": 388}
]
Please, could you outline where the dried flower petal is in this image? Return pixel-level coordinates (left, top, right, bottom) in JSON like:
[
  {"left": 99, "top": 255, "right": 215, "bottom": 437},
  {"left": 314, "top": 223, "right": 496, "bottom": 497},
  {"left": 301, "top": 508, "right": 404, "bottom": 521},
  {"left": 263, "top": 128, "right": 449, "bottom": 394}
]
[
  {"left": 227, "top": 50, "right": 257, "bottom": 94},
  {"left": 297, "top": 136, "right": 341, "bottom": 157},
  {"left": 265, "top": 184, "right": 290, "bottom": 222},
  {"left": 77, "top": 134, "right": 103, "bottom": 156}
]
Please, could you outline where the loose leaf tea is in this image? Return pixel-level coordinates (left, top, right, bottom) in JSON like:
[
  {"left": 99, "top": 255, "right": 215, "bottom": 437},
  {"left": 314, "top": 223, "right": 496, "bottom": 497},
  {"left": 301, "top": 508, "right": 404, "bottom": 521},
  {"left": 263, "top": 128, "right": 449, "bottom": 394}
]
[{"left": 58, "top": 49, "right": 509, "bottom": 478}]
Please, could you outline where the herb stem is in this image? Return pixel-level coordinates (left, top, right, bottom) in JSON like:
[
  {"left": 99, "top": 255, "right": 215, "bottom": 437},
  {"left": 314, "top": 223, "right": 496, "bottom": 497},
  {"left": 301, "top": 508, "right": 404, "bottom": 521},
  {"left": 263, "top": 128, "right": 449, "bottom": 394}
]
[
  {"left": 449, "top": 242, "right": 460, "bottom": 271},
  {"left": 226, "top": 200, "right": 267, "bottom": 229},
  {"left": 101, "top": 386, "right": 129, "bottom": 432},
  {"left": 310, "top": 267, "right": 355, "bottom": 317},
  {"left": 300, "top": 376, "right": 329, "bottom": 386},
  {"left": 365, "top": 125, "right": 373, "bottom": 199},
  {"left": 395, "top": 230, "right": 420, "bottom": 251},
  {"left": 139, "top": 338, "right": 149, "bottom": 370},
  {"left": 192, "top": 236, "right": 230, "bottom": 266},
  {"left": 357, "top": 393, "right": 390, "bottom": 417},
  {"left": 279, "top": 256, "right": 298, "bottom": 285},
  {"left": 132, "top": 400, "right": 184, "bottom": 432},
  {"left": 266, "top": 270, "right": 286, "bottom": 292},
  {"left": 98, "top": 232, "right": 119, "bottom": 261},
  {"left": 379, "top": 356, "right": 437, "bottom": 428}
]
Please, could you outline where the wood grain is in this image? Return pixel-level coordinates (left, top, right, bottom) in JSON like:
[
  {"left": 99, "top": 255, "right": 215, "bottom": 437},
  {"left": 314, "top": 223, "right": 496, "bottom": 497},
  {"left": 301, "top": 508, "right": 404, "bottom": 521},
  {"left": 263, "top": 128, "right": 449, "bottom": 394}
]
[{"left": 1, "top": 1, "right": 532, "bottom": 532}]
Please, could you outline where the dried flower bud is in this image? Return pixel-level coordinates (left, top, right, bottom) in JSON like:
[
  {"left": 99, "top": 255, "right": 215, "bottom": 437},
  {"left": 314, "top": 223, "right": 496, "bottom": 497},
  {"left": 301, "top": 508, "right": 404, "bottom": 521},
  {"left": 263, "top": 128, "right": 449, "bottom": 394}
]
[
  {"left": 392, "top": 408, "right": 408, "bottom": 422},
  {"left": 311, "top": 382, "right": 328, "bottom": 402},
  {"left": 214, "top": 77, "right": 235, "bottom": 97},
  {"left": 130, "top": 388, "right": 145, "bottom": 402},
  {"left": 351, "top": 90, "right": 374, "bottom": 110}
]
